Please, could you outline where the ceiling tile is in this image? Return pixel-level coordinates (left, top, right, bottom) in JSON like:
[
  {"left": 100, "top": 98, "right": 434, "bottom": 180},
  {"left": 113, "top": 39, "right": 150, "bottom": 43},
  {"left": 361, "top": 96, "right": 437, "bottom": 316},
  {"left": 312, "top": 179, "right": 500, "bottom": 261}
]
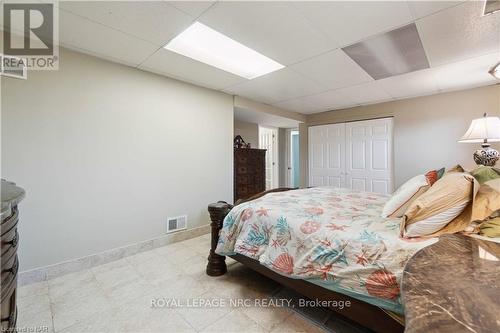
[
  {"left": 274, "top": 89, "right": 357, "bottom": 114},
  {"left": 198, "top": 1, "right": 333, "bottom": 65},
  {"left": 223, "top": 68, "right": 325, "bottom": 104},
  {"left": 58, "top": 10, "right": 159, "bottom": 67},
  {"left": 433, "top": 52, "right": 500, "bottom": 92},
  {"left": 377, "top": 68, "right": 440, "bottom": 98},
  {"left": 290, "top": 49, "right": 373, "bottom": 90},
  {"left": 58, "top": 1, "right": 193, "bottom": 46},
  {"left": 417, "top": 1, "right": 500, "bottom": 66},
  {"left": 336, "top": 81, "right": 393, "bottom": 105},
  {"left": 138, "top": 48, "right": 246, "bottom": 90},
  {"left": 166, "top": 1, "right": 215, "bottom": 18},
  {"left": 293, "top": 1, "right": 413, "bottom": 48},
  {"left": 407, "top": 1, "right": 464, "bottom": 20}
]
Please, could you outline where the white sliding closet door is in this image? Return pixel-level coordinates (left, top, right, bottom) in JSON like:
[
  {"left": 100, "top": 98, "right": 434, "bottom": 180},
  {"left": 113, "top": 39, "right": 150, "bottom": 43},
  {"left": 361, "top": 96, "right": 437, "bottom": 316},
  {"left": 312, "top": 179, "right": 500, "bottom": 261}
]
[
  {"left": 308, "top": 123, "right": 345, "bottom": 187},
  {"left": 345, "top": 118, "right": 393, "bottom": 194},
  {"left": 308, "top": 118, "right": 393, "bottom": 194}
]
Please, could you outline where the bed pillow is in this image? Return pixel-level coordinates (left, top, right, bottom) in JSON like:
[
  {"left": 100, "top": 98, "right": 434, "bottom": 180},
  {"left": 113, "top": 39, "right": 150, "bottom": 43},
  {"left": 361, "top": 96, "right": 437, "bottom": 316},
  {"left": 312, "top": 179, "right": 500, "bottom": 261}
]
[
  {"left": 425, "top": 170, "right": 438, "bottom": 186},
  {"left": 446, "top": 164, "right": 465, "bottom": 173},
  {"left": 436, "top": 167, "right": 445, "bottom": 180},
  {"left": 471, "top": 178, "right": 500, "bottom": 222},
  {"left": 404, "top": 201, "right": 469, "bottom": 237},
  {"left": 401, "top": 172, "right": 477, "bottom": 237},
  {"left": 429, "top": 177, "right": 499, "bottom": 237},
  {"left": 381, "top": 175, "right": 429, "bottom": 218},
  {"left": 479, "top": 217, "right": 500, "bottom": 238},
  {"left": 425, "top": 167, "right": 445, "bottom": 185},
  {"left": 470, "top": 166, "right": 500, "bottom": 185}
]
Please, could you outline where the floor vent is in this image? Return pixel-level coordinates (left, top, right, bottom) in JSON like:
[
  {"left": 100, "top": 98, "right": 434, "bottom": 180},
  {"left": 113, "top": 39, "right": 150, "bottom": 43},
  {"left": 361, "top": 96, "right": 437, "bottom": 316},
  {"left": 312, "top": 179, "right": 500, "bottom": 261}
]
[{"left": 166, "top": 215, "right": 187, "bottom": 233}]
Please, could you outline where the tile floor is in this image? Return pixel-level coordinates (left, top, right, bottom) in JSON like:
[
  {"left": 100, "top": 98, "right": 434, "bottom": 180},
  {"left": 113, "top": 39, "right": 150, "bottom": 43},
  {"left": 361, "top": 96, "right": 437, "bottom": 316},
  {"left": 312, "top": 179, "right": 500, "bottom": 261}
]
[{"left": 17, "top": 234, "right": 367, "bottom": 333}]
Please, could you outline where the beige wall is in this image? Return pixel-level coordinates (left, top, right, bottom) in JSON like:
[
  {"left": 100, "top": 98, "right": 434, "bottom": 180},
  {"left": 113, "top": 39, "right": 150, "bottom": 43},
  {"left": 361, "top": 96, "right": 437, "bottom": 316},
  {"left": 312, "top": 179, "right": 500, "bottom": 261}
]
[
  {"left": 234, "top": 120, "right": 259, "bottom": 148},
  {"left": 1, "top": 48, "right": 234, "bottom": 271},
  {"left": 300, "top": 84, "right": 500, "bottom": 188}
]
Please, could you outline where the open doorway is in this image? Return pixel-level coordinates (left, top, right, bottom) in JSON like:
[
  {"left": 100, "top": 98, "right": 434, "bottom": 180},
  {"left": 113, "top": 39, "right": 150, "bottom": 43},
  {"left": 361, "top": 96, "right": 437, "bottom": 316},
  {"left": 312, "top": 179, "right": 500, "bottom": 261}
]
[
  {"left": 286, "top": 129, "right": 300, "bottom": 188},
  {"left": 259, "top": 126, "right": 279, "bottom": 190}
]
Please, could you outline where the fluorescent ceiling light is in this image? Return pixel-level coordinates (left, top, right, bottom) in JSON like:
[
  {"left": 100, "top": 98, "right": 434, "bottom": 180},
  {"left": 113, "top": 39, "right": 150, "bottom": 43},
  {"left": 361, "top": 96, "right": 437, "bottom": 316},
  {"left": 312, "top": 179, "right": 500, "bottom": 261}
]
[{"left": 164, "top": 22, "right": 284, "bottom": 80}]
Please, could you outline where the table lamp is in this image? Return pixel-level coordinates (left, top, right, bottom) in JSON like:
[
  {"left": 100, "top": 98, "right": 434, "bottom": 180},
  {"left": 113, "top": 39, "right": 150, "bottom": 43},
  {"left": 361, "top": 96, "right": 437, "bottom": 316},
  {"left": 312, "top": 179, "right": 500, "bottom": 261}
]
[{"left": 459, "top": 113, "right": 500, "bottom": 166}]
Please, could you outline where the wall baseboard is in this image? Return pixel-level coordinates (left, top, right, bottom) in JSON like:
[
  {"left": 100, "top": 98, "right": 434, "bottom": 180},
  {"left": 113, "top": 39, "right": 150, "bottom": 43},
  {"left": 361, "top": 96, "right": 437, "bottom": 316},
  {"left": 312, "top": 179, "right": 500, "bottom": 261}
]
[{"left": 18, "top": 224, "right": 210, "bottom": 286}]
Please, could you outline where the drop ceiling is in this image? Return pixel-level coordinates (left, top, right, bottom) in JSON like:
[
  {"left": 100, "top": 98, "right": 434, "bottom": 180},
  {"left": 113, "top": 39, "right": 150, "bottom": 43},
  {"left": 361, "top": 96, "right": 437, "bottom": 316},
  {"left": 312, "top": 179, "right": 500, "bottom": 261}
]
[{"left": 3, "top": 1, "right": 500, "bottom": 114}]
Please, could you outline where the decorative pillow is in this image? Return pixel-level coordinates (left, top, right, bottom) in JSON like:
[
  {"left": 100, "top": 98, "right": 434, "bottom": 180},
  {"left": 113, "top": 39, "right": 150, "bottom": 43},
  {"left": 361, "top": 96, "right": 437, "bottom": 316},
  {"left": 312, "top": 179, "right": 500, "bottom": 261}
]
[
  {"left": 436, "top": 167, "right": 445, "bottom": 180},
  {"left": 404, "top": 201, "right": 469, "bottom": 237},
  {"left": 479, "top": 217, "right": 500, "bottom": 238},
  {"left": 381, "top": 175, "right": 429, "bottom": 218},
  {"left": 446, "top": 164, "right": 465, "bottom": 173},
  {"left": 425, "top": 170, "right": 438, "bottom": 186},
  {"left": 428, "top": 178, "right": 497, "bottom": 237},
  {"left": 471, "top": 178, "right": 500, "bottom": 222},
  {"left": 470, "top": 166, "right": 500, "bottom": 185},
  {"left": 400, "top": 172, "right": 478, "bottom": 237}
]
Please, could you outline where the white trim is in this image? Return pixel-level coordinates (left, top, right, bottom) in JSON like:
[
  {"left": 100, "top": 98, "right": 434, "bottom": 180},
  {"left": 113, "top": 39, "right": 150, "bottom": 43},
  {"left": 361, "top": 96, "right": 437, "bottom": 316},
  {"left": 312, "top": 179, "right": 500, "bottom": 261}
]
[
  {"left": 259, "top": 126, "right": 279, "bottom": 189},
  {"left": 285, "top": 128, "right": 299, "bottom": 187},
  {"left": 19, "top": 224, "right": 210, "bottom": 286}
]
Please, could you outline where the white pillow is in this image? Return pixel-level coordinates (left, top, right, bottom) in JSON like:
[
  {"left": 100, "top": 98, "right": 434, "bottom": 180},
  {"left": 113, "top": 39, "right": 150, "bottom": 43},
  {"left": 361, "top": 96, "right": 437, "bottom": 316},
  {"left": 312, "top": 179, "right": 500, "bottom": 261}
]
[
  {"left": 381, "top": 175, "right": 429, "bottom": 218},
  {"left": 404, "top": 201, "right": 469, "bottom": 237}
]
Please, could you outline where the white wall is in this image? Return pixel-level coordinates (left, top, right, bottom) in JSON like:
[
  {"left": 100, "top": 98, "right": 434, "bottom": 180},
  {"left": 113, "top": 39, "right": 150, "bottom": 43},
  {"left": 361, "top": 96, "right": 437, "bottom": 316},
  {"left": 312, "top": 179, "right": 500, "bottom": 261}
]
[
  {"left": 233, "top": 120, "right": 259, "bottom": 148},
  {"left": 1, "top": 48, "right": 233, "bottom": 271},
  {"left": 301, "top": 85, "right": 500, "bottom": 188}
]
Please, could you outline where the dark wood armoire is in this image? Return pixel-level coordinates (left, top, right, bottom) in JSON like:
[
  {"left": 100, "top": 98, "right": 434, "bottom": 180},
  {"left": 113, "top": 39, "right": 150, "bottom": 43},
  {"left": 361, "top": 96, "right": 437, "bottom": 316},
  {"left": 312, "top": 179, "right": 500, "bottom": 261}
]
[{"left": 234, "top": 148, "right": 266, "bottom": 202}]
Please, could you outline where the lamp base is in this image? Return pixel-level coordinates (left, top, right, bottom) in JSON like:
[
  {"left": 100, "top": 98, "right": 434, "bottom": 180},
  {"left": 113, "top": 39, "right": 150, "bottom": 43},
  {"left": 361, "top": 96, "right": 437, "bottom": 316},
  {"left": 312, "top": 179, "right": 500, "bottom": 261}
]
[{"left": 473, "top": 145, "right": 499, "bottom": 166}]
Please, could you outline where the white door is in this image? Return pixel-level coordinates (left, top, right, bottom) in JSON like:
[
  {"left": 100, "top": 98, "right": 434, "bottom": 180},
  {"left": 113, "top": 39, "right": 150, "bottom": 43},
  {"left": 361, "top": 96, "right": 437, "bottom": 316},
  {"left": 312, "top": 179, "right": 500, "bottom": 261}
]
[
  {"left": 308, "top": 123, "right": 346, "bottom": 188},
  {"left": 259, "top": 126, "right": 278, "bottom": 190},
  {"left": 345, "top": 118, "right": 393, "bottom": 194}
]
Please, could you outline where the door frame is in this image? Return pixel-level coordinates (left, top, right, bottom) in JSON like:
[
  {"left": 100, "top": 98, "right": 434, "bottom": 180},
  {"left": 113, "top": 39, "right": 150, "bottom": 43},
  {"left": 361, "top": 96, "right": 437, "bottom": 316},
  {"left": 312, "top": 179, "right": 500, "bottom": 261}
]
[
  {"left": 259, "top": 126, "right": 279, "bottom": 189},
  {"left": 285, "top": 128, "right": 299, "bottom": 188}
]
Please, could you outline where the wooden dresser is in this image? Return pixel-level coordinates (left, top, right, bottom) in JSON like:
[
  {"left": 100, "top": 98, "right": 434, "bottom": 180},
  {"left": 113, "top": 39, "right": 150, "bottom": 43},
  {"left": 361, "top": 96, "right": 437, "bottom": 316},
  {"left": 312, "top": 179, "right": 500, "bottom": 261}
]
[
  {"left": 234, "top": 148, "right": 266, "bottom": 202},
  {"left": 1, "top": 180, "right": 25, "bottom": 331}
]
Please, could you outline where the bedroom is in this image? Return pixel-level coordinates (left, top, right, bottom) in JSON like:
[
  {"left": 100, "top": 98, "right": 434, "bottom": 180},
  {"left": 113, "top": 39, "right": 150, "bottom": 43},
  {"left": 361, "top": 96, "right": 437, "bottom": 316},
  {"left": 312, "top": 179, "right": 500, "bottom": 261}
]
[{"left": 1, "top": 1, "right": 499, "bottom": 333}]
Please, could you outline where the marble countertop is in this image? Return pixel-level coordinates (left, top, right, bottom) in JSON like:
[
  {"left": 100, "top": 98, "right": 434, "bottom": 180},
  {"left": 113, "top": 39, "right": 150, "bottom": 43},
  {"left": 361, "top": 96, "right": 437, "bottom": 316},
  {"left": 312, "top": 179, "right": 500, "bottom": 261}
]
[
  {"left": 402, "top": 234, "right": 500, "bottom": 333},
  {"left": 1, "top": 179, "right": 25, "bottom": 220}
]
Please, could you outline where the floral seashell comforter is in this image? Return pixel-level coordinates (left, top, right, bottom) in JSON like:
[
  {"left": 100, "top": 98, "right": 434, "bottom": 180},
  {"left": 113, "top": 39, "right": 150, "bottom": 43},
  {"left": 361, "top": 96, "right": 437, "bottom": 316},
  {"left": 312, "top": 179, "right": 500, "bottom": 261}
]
[{"left": 215, "top": 187, "right": 437, "bottom": 313}]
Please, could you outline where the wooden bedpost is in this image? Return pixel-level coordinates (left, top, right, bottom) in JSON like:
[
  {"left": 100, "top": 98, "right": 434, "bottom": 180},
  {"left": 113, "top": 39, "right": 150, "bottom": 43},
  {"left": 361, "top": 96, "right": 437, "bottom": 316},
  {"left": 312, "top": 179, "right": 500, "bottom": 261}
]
[{"left": 206, "top": 201, "right": 232, "bottom": 276}]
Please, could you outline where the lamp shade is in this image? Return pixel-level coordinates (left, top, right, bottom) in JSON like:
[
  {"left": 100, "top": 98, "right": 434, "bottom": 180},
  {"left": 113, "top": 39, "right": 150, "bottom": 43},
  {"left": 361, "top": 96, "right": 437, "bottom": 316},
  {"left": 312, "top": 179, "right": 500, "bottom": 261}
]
[{"left": 459, "top": 116, "right": 500, "bottom": 143}]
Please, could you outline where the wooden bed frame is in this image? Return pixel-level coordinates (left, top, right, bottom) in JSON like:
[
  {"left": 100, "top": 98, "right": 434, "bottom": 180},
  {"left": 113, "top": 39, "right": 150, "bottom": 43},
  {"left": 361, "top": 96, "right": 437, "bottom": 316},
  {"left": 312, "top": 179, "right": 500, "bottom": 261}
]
[{"left": 206, "top": 188, "right": 405, "bottom": 333}]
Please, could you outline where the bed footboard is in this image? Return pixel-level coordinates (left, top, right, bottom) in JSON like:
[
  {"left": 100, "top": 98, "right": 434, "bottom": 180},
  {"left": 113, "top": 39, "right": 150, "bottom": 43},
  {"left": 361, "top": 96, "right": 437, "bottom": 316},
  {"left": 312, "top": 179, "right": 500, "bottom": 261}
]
[{"left": 206, "top": 188, "right": 296, "bottom": 276}]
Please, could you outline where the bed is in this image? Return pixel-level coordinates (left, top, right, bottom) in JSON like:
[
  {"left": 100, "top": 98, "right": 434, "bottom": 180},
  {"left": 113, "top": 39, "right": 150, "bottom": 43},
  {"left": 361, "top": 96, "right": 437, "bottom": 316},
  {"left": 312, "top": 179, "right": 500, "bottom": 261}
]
[{"left": 206, "top": 187, "right": 437, "bottom": 333}]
